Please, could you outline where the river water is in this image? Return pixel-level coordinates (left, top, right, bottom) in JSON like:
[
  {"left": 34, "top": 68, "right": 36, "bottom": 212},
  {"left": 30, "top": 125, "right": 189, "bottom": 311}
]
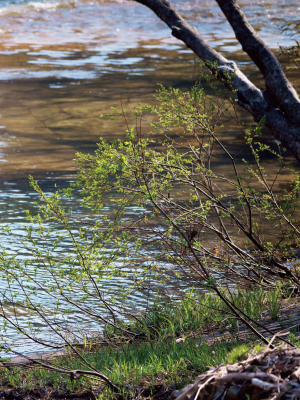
[{"left": 0, "top": 0, "right": 299, "bottom": 355}]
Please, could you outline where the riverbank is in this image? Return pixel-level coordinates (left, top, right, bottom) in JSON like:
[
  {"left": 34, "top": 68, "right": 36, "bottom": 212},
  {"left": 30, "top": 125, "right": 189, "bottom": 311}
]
[
  {"left": 0, "top": 339, "right": 251, "bottom": 400},
  {"left": 1, "top": 289, "right": 299, "bottom": 400}
]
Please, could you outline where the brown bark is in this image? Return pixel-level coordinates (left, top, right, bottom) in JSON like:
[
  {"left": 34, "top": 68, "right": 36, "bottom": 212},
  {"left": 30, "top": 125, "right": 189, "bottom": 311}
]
[
  {"left": 215, "top": 0, "right": 300, "bottom": 125},
  {"left": 134, "top": 0, "right": 300, "bottom": 161}
]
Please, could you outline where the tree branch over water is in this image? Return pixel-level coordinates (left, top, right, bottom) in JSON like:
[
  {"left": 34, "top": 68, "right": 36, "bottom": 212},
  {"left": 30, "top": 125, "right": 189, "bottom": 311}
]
[{"left": 134, "top": 0, "right": 300, "bottom": 161}]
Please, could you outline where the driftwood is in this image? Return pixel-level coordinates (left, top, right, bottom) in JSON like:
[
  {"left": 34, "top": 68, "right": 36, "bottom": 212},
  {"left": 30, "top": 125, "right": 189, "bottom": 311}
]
[
  {"left": 169, "top": 345, "right": 300, "bottom": 400},
  {"left": 134, "top": 0, "right": 300, "bottom": 161}
]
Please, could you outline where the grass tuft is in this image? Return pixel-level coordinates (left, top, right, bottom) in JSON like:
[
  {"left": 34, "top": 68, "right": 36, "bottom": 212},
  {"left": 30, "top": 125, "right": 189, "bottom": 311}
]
[{"left": 0, "top": 286, "right": 289, "bottom": 399}]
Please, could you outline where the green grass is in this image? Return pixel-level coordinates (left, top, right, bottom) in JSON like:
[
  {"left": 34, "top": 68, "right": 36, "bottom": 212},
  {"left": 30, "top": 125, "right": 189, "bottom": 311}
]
[
  {"left": 113, "top": 285, "right": 284, "bottom": 340},
  {"left": 0, "top": 338, "right": 256, "bottom": 399},
  {"left": 0, "top": 286, "right": 291, "bottom": 399}
]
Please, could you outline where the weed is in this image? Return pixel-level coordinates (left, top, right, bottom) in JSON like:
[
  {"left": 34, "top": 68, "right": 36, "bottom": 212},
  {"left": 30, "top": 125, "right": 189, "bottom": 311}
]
[{"left": 266, "top": 284, "right": 282, "bottom": 321}]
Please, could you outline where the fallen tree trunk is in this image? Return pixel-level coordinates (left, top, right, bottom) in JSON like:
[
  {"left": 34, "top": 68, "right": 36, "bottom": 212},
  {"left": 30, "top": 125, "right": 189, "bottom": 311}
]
[{"left": 134, "top": 0, "right": 300, "bottom": 161}]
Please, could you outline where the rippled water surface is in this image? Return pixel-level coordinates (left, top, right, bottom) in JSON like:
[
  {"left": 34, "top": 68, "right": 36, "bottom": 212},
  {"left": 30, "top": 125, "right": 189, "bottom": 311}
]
[{"left": 0, "top": 0, "right": 299, "bottom": 354}]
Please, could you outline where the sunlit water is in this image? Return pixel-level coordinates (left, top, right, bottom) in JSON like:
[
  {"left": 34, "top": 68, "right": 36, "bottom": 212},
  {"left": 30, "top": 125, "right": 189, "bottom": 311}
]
[{"left": 0, "top": 0, "right": 299, "bottom": 355}]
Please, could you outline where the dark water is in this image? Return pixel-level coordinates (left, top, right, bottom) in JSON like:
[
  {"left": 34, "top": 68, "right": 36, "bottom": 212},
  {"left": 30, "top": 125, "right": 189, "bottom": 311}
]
[{"left": 0, "top": 0, "right": 299, "bottom": 354}]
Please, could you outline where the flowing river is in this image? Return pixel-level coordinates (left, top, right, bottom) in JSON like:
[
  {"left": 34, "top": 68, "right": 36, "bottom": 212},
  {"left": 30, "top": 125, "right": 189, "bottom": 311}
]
[{"left": 0, "top": 0, "right": 299, "bottom": 355}]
